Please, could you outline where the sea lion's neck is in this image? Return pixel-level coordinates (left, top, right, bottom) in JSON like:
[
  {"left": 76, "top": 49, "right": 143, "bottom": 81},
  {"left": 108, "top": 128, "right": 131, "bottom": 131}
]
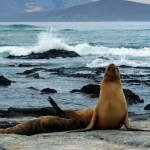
[{"left": 97, "top": 78, "right": 123, "bottom": 106}]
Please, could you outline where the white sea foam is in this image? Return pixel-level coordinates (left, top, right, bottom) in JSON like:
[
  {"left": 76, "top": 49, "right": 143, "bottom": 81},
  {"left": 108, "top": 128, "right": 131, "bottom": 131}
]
[
  {"left": 0, "top": 31, "right": 71, "bottom": 56},
  {"left": 0, "top": 31, "right": 150, "bottom": 68},
  {"left": 86, "top": 57, "right": 142, "bottom": 68}
]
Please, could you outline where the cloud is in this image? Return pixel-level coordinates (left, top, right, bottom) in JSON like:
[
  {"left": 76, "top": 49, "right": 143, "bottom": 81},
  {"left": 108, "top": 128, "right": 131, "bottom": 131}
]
[
  {"left": 25, "top": 3, "right": 43, "bottom": 13},
  {"left": 126, "top": 0, "right": 150, "bottom": 4}
]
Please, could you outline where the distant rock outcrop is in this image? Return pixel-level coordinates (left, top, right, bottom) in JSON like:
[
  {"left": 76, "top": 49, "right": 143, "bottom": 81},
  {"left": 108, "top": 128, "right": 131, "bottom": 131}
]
[{"left": 7, "top": 49, "right": 80, "bottom": 59}]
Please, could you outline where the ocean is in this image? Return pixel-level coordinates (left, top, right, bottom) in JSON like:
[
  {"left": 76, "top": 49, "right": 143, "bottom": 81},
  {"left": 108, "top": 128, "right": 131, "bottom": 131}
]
[{"left": 0, "top": 22, "right": 150, "bottom": 114}]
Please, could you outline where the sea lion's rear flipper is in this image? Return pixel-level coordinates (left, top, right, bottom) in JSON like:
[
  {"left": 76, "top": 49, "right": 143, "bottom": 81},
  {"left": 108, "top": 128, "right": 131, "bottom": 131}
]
[{"left": 48, "top": 97, "right": 65, "bottom": 116}]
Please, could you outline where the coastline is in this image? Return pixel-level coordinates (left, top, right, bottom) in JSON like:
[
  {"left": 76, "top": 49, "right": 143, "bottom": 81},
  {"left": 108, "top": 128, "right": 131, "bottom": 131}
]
[{"left": 0, "top": 22, "right": 150, "bottom": 149}]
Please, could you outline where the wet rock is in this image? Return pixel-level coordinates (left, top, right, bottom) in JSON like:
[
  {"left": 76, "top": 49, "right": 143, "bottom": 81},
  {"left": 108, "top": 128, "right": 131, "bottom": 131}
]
[
  {"left": 70, "top": 84, "right": 100, "bottom": 98},
  {"left": 28, "top": 86, "right": 39, "bottom": 91},
  {"left": 8, "top": 64, "right": 16, "bottom": 67},
  {"left": 0, "top": 75, "right": 12, "bottom": 86},
  {"left": 26, "top": 73, "right": 44, "bottom": 79},
  {"left": 4, "top": 107, "right": 57, "bottom": 117},
  {"left": 123, "top": 89, "right": 144, "bottom": 105},
  {"left": 70, "top": 89, "right": 81, "bottom": 93},
  {"left": 0, "top": 121, "right": 19, "bottom": 129},
  {"left": 48, "top": 67, "right": 97, "bottom": 80},
  {"left": 18, "top": 63, "right": 35, "bottom": 67},
  {"left": 144, "top": 104, "right": 150, "bottom": 110},
  {"left": 17, "top": 68, "right": 46, "bottom": 75},
  {"left": 7, "top": 49, "right": 80, "bottom": 59},
  {"left": 0, "top": 110, "right": 9, "bottom": 117},
  {"left": 80, "top": 84, "right": 100, "bottom": 95},
  {"left": 71, "top": 84, "right": 144, "bottom": 105},
  {"left": 40, "top": 88, "right": 57, "bottom": 94}
]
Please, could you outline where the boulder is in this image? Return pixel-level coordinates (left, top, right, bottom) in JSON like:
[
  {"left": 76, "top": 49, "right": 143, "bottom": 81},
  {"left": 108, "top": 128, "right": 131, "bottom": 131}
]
[
  {"left": 70, "top": 84, "right": 100, "bottom": 98},
  {"left": 123, "top": 89, "right": 144, "bottom": 105},
  {"left": 144, "top": 104, "right": 150, "bottom": 110},
  {"left": 0, "top": 75, "right": 12, "bottom": 86},
  {"left": 40, "top": 88, "right": 57, "bottom": 94}
]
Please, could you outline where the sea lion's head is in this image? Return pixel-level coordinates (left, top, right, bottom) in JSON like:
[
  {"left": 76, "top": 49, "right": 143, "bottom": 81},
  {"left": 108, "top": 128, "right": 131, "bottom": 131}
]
[{"left": 104, "top": 64, "right": 120, "bottom": 80}]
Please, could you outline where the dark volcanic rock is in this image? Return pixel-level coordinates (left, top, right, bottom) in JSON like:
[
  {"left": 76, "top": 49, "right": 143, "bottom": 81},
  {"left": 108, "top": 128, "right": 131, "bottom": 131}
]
[
  {"left": 71, "top": 84, "right": 144, "bottom": 105},
  {"left": 18, "top": 63, "right": 35, "bottom": 67},
  {"left": 0, "top": 121, "right": 19, "bottom": 129},
  {"left": 40, "top": 88, "right": 57, "bottom": 94},
  {"left": 80, "top": 84, "right": 100, "bottom": 95},
  {"left": 0, "top": 110, "right": 9, "bottom": 117},
  {"left": 48, "top": 67, "right": 97, "bottom": 80},
  {"left": 7, "top": 49, "right": 80, "bottom": 59},
  {"left": 17, "top": 68, "right": 46, "bottom": 75},
  {"left": 123, "top": 89, "right": 144, "bottom": 105},
  {"left": 6, "top": 107, "right": 57, "bottom": 117},
  {"left": 70, "top": 84, "right": 100, "bottom": 98},
  {"left": 28, "top": 86, "right": 39, "bottom": 91},
  {"left": 0, "top": 75, "right": 12, "bottom": 86},
  {"left": 26, "top": 73, "right": 44, "bottom": 79},
  {"left": 144, "top": 104, "right": 150, "bottom": 110}
]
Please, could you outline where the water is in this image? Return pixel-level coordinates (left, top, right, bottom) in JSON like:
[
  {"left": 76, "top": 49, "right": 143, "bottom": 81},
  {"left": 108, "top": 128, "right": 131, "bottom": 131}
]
[{"left": 0, "top": 22, "right": 150, "bottom": 114}]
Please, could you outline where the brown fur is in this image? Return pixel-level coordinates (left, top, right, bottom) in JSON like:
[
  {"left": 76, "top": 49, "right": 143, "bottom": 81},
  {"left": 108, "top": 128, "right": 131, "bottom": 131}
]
[
  {"left": 0, "top": 115, "right": 85, "bottom": 135},
  {"left": 77, "top": 63, "right": 149, "bottom": 132},
  {"left": 63, "top": 107, "right": 94, "bottom": 126}
]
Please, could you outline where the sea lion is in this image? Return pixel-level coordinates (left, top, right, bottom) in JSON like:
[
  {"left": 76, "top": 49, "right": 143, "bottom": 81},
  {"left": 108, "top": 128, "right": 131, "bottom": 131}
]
[
  {"left": 0, "top": 115, "right": 84, "bottom": 135},
  {"left": 0, "top": 98, "right": 93, "bottom": 135},
  {"left": 76, "top": 63, "right": 149, "bottom": 132}
]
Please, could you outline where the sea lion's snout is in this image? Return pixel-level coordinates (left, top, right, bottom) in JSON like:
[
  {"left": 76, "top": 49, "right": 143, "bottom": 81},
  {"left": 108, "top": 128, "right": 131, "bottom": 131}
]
[
  {"left": 104, "top": 64, "right": 120, "bottom": 80},
  {"left": 107, "top": 64, "right": 117, "bottom": 74}
]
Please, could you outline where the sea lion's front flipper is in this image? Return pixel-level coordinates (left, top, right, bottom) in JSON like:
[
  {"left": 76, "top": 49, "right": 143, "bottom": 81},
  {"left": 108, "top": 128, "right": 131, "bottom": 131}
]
[{"left": 69, "top": 110, "right": 97, "bottom": 132}]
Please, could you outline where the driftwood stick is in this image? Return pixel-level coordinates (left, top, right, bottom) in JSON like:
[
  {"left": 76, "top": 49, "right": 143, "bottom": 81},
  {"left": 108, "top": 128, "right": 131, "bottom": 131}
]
[{"left": 48, "top": 97, "right": 65, "bottom": 116}]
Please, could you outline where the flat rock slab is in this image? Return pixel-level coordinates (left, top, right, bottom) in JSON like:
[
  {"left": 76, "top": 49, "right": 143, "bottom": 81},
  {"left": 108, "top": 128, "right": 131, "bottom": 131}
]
[
  {"left": 0, "top": 130, "right": 149, "bottom": 150},
  {"left": 0, "top": 114, "right": 150, "bottom": 150}
]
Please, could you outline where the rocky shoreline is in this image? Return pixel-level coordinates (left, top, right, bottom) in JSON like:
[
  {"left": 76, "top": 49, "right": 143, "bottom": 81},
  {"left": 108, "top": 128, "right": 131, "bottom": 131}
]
[
  {"left": 0, "top": 49, "right": 150, "bottom": 149},
  {"left": 0, "top": 113, "right": 149, "bottom": 150},
  {"left": 1, "top": 64, "right": 149, "bottom": 110}
]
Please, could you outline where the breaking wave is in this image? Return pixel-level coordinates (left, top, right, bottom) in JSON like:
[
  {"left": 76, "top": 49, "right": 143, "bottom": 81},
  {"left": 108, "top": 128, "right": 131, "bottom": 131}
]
[{"left": 0, "top": 30, "right": 149, "bottom": 68}]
